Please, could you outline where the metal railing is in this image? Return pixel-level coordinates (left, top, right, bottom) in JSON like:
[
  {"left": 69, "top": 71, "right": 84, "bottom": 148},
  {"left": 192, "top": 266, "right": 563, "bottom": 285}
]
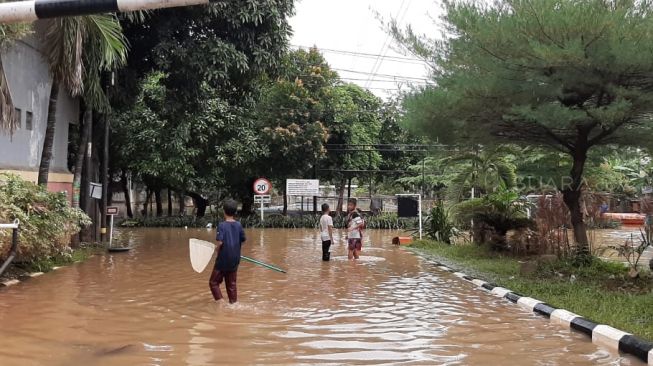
[{"left": 0, "top": 219, "right": 20, "bottom": 277}]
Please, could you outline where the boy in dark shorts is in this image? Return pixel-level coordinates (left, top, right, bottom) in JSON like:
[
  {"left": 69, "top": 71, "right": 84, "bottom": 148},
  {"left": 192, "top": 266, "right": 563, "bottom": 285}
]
[
  {"left": 346, "top": 198, "right": 365, "bottom": 259},
  {"left": 319, "top": 203, "right": 334, "bottom": 261},
  {"left": 209, "top": 199, "right": 246, "bottom": 304}
]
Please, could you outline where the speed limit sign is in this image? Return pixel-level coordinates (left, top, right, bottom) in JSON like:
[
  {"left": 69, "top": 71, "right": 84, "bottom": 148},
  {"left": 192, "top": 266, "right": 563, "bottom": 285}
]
[{"left": 253, "top": 177, "right": 272, "bottom": 195}]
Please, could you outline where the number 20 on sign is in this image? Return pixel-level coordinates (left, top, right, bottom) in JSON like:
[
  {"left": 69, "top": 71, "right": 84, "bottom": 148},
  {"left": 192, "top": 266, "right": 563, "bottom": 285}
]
[{"left": 253, "top": 178, "right": 272, "bottom": 195}]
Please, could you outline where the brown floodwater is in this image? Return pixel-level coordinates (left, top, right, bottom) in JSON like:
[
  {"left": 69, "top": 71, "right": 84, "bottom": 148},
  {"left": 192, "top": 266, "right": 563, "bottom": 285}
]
[{"left": 0, "top": 228, "right": 645, "bottom": 365}]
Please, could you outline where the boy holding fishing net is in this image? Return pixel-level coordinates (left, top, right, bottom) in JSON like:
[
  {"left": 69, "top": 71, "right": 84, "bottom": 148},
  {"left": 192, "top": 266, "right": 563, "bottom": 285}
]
[{"left": 209, "top": 199, "right": 246, "bottom": 304}]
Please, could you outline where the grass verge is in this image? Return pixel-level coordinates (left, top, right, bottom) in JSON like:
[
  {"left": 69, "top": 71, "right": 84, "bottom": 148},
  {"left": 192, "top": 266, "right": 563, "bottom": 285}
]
[
  {"left": 2, "top": 243, "right": 104, "bottom": 281},
  {"left": 410, "top": 240, "right": 653, "bottom": 341}
]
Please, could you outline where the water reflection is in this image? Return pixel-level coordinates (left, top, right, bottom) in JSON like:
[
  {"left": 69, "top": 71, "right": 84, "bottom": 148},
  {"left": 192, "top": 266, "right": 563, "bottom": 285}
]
[{"left": 0, "top": 228, "right": 644, "bottom": 365}]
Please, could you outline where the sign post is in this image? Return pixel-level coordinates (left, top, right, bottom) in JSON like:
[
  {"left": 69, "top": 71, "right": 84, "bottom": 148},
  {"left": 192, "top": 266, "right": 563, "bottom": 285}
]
[
  {"left": 253, "top": 178, "right": 272, "bottom": 222},
  {"left": 396, "top": 194, "right": 422, "bottom": 239},
  {"left": 286, "top": 179, "right": 319, "bottom": 212},
  {"left": 106, "top": 206, "right": 119, "bottom": 247}
]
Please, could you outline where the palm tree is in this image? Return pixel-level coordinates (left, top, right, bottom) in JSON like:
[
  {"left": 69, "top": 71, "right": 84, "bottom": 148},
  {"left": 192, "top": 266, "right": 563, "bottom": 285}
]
[
  {"left": 37, "top": 15, "right": 128, "bottom": 186},
  {"left": 0, "top": 21, "right": 31, "bottom": 134},
  {"left": 445, "top": 146, "right": 518, "bottom": 202}
]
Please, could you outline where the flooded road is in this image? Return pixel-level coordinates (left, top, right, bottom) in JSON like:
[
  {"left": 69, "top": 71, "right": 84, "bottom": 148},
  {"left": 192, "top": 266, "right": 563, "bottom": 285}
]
[{"left": 0, "top": 228, "right": 645, "bottom": 365}]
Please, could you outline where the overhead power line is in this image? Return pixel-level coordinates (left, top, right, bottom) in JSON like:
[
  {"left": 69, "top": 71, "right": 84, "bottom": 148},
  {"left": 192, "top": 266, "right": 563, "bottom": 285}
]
[
  {"left": 291, "top": 45, "right": 427, "bottom": 64},
  {"left": 332, "top": 68, "right": 432, "bottom": 82}
]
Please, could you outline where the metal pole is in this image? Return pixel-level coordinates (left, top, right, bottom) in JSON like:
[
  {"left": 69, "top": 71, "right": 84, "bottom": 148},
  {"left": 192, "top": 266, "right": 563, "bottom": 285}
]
[
  {"left": 418, "top": 194, "right": 423, "bottom": 240},
  {"left": 109, "top": 214, "right": 114, "bottom": 248},
  {"left": 260, "top": 199, "right": 264, "bottom": 222},
  {"left": 422, "top": 157, "right": 425, "bottom": 197},
  {"left": 100, "top": 115, "right": 109, "bottom": 242},
  {"left": 0, "top": 0, "right": 211, "bottom": 24},
  {"left": 0, "top": 220, "right": 19, "bottom": 277}
]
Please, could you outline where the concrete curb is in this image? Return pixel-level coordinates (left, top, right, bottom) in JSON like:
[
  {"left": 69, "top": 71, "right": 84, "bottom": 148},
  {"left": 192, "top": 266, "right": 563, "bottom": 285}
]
[
  {"left": 428, "top": 259, "right": 653, "bottom": 365},
  {"left": 0, "top": 266, "right": 63, "bottom": 288}
]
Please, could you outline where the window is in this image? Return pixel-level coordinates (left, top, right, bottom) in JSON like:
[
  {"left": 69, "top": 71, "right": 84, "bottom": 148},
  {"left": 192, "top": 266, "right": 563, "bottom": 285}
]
[
  {"left": 13, "top": 107, "right": 21, "bottom": 129},
  {"left": 25, "top": 111, "right": 32, "bottom": 131}
]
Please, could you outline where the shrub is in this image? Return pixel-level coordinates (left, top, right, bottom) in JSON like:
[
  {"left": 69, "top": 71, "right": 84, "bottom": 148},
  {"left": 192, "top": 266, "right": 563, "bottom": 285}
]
[
  {"left": 0, "top": 174, "right": 91, "bottom": 263},
  {"left": 454, "top": 189, "right": 533, "bottom": 250},
  {"left": 120, "top": 212, "right": 418, "bottom": 230},
  {"left": 421, "top": 203, "right": 457, "bottom": 244}
]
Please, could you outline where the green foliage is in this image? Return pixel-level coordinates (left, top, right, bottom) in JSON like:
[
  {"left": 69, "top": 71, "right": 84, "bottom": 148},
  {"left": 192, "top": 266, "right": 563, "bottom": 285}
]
[
  {"left": 394, "top": 0, "right": 653, "bottom": 247},
  {"left": 0, "top": 174, "right": 91, "bottom": 263},
  {"left": 454, "top": 189, "right": 533, "bottom": 248},
  {"left": 121, "top": 213, "right": 417, "bottom": 230},
  {"left": 111, "top": 1, "right": 294, "bottom": 209},
  {"left": 423, "top": 203, "right": 456, "bottom": 244}
]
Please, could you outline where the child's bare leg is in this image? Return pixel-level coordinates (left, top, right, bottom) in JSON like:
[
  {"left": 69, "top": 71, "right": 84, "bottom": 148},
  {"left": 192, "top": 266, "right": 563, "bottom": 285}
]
[
  {"left": 348, "top": 249, "right": 354, "bottom": 259},
  {"left": 354, "top": 249, "right": 360, "bottom": 259}
]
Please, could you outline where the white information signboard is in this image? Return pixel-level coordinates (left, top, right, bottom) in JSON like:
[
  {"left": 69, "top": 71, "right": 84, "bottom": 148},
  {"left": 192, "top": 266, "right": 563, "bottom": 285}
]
[{"left": 286, "top": 179, "right": 320, "bottom": 196}]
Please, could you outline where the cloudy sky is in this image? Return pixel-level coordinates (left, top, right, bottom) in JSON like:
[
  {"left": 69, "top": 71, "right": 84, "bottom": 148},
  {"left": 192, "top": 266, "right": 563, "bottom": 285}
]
[{"left": 289, "top": 0, "right": 442, "bottom": 99}]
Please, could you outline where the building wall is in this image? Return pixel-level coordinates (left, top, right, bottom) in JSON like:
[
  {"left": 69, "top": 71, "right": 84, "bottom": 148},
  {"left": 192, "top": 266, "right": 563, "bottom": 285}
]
[{"left": 0, "top": 28, "right": 79, "bottom": 199}]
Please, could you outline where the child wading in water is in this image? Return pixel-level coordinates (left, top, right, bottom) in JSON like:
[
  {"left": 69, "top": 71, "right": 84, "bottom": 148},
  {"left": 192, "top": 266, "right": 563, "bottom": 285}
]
[
  {"left": 346, "top": 198, "right": 365, "bottom": 259},
  {"left": 319, "top": 203, "right": 334, "bottom": 261},
  {"left": 209, "top": 199, "right": 246, "bottom": 304}
]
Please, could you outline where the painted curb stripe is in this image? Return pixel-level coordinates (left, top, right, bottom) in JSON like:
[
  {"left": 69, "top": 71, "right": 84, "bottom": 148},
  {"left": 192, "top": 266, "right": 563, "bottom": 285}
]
[
  {"left": 34, "top": 0, "right": 118, "bottom": 18},
  {"left": 550, "top": 309, "right": 579, "bottom": 326},
  {"left": 618, "top": 335, "right": 653, "bottom": 363},
  {"left": 453, "top": 272, "right": 467, "bottom": 279},
  {"left": 516, "top": 297, "right": 542, "bottom": 312},
  {"left": 1, "top": 279, "right": 20, "bottom": 287},
  {"left": 504, "top": 292, "right": 521, "bottom": 303},
  {"left": 570, "top": 317, "right": 598, "bottom": 337},
  {"left": 593, "top": 325, "right": 630, "bottom": 350},
  {"left": 490, "top": 287, "right": 511, "bottom": 297},
  {"left": 471, "top": 279, "right": 487, "bottom": 287},
  {"left": 533, "top": 303, "right": 556, "bottom": 318},
  {"left": 481, "top": 283, "right": 495, "bottom": 291},
  {"left": 29, "top": 272, "right": 44, "bottom": 277}
]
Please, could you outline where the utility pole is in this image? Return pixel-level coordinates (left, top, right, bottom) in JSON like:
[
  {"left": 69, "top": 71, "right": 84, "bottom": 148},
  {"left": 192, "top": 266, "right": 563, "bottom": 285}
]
[{"left": 100, "top": 72, "right": 114, "bottom": 243}]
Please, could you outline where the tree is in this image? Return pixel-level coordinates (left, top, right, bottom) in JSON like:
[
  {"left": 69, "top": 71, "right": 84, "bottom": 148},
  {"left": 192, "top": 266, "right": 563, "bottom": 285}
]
[
  {"left": 257, "top": 48, "right": 338, "bottom": 213},
  {"left": 0, "top": 22, "right": 30, "bottom": 134},
  {"left": 394, "top": 0, "right": 653, "bottom": 249},
  {"left": 38, "top": 15, "right": 127, "bottom": 186},
  {"left": 111, "top": 1, "right": 294, "bottom": 215}
]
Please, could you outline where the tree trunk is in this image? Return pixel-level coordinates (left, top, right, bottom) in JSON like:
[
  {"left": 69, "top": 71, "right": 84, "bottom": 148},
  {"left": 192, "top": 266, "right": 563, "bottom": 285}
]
[
  {"left": 121, "top": 171, "right": 133, "bottom": 218},
  {"left": 72, "top": 109, "right": 91, "bottom": 209},
  {"left": 70, "top": 108, "right": 91, "bottom": 247},
  {"left": 142, "top": 190, "right": 152, "bottom": 217},
  {"left": 242, "top": 197, "right": 253, "bottom": 216},
  {"left": 188, "top": 192, "right": 207, "bottom": 217},
  {"left": 562, "top": 146, "right": 589, "bottom": 251},
  {"left": 178, "top": 191, "right": 186, "bottom": 215},
  {"left": 155, "top": 190, "right": 163, "bottom": 217},
  {"left": 167, "top": 189, "right": 173, "bottom": 216},
  {"left": 336, "top": 178, "right": 346, "bottom": 216},
  {"left": 37, "top": 80, "right": 59, "bottom": 186},
  {"left": 347, "top": 177, "right": 352, "bottom": 203}
]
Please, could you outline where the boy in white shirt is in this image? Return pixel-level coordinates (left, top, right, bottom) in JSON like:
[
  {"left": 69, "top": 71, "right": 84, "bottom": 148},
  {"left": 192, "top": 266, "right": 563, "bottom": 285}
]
[{"left": 319, "top": 203, "right": 334, "bottom": 261}]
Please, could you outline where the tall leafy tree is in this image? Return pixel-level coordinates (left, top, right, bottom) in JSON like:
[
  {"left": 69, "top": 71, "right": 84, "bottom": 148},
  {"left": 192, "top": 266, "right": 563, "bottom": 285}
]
[
  {"left": 38, "top": 15, "right": 127, "bottom": 186},
  {"left": 112, "top": 0, "right": 294, "bottom": 215},
  {"left": 394, "top": 0, "right": 653, "bottom": 249},
  {"left": 257, "top": 48, "right": 338, "bottom": 212}
]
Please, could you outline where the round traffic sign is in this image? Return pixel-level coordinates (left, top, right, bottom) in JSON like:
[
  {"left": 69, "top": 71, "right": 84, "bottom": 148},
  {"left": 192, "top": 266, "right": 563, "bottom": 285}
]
[{"left": 253, "top": 177, "right": 272, "bottom": 195}]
